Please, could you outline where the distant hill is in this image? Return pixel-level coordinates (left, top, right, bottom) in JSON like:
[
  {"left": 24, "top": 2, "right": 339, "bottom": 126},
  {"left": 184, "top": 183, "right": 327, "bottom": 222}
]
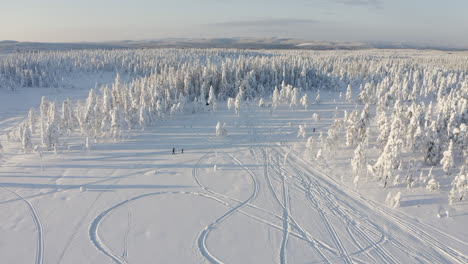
[{"left": 0, "top": 38, "right": 466, "bottom": 54}]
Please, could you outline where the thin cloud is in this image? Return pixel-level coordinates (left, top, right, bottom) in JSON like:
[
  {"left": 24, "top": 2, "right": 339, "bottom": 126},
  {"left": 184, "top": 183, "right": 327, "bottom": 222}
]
[
  {"left": 206, "top": 18, "right": 320, "bottom": 28},
  {"left": 330, "top": 0, "right": 383, "bottom": 8}
]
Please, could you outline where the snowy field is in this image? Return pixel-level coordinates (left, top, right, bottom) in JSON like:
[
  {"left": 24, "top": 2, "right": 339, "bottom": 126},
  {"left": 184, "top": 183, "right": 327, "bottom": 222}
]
[{"left": 0, "top": 48, "right": 467, "bottom": 263}]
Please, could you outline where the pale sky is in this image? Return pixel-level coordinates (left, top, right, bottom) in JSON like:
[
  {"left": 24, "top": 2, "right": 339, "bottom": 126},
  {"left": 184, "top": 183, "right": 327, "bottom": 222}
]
[{"left": 1, "top": 0, "right": 467, "bottom": 47}]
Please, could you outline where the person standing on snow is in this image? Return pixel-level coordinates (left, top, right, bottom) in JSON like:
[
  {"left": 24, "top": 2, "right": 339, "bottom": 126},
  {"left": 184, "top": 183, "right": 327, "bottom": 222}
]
[{"left": 172, "top": 147, "right": 175, "bottom": 155}]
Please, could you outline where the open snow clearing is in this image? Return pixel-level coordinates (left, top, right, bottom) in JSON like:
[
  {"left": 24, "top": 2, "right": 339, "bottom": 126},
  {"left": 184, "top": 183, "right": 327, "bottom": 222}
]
[{"left": 1, "top": 97, "right": 466, "bottom": 263}]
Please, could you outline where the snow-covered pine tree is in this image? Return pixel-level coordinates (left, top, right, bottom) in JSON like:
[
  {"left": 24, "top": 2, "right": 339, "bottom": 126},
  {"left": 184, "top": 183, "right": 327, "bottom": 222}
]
[
  {"left": 300, "top": 93, "right": 309, "bottom": 110},
  {"left": 208, "top": 85, "right": 218, "bottom": 111},
  {"left": 110, "top": 108, "right": 122, "bottom": 140},
  {"left": 28, "top": 108, "right": 36, "bottom": 134},
  {"left": 227, "top": 97, "right": 235, "bottom": 111},
  {"left": 215, "top": 122, "right": 227, "bottom": 136},
  {"left": 272, "top": 86, "right": 280, "bottom": 109},
  {"left": 22, "top": 124, "right": 32, "bottom": 152},
  {"left": 312, "top": 113, "right": 319, "bottom": 122},
  {"left": 216, "top": 122, "right": 222, "bottom": 136},
  {"left": 258, "top": 98, "right": 265, "bottom": 108},
  {"left": 297, "top": 124, "right": 306, "bottom": 139},
  {"left": 40, "top": 96, "right": 49, "bottom": 146},
  {"left": 42, "top": 101, "right": 60, "bottom": 151},
  {"left": 440, "top": 140, "right": 455, "bottom": 175},
  {"left": 316, "top": 148, "right": 323, "bottom": 161},
  {"left": 424, "top": 121, "right": 441, "bottom": 165},
  {"left": 449, "top": 166, "right": 466, "bottom": 204},
  {"left": 234, "top": 87, "right": 243, "bottom": 115},
  {"left": 290, "top": 88, "right": 299, "bottom": 109},
  {"left": 305, "top": 136, "right": 314, "bottom": 160},
  {"left": 351, "top": 143, "right": 365, "bottom": 179},
  {"left": 315, "top": 89, "right": 321, "bottom": 104},
  {"left": 346, "top": 84, "right": 352, "bottom": 103}
]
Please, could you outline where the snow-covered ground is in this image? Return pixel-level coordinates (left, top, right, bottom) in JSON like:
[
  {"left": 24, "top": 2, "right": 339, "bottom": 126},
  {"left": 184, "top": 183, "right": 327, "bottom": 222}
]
[{"left": 0, "top": 88, "right": 466, "bottom": 264}]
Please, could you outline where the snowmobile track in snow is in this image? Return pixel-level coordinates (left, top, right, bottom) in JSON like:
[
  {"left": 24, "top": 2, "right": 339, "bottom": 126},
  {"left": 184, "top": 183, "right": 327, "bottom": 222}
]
[{"left": 1, "top": 186, "right": 44, "bottom": 264}]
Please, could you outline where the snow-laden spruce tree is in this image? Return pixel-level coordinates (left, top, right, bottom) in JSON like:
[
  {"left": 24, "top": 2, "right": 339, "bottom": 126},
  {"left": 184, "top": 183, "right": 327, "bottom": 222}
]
[
  {"left": 314, "top": 90, "right": 321, "bottom": 104},
  {"left": 351, "top": 143, "right": 366, "bottom": 186},
  {"left": 424, "top": 121, "right": 441, "bottom": 165},
  {"left": 316, "top": 148, "right": 323, "bottom": 162},
  {"left": 22, "top": 124, "right": 32, "bottom": 153},
  {"left": 385, "top": 191, "right": 402, "bottom": 208},
  {"left": 139, "top": 106, "right": 150, "bottom": 130},
  {"left": 227, "top": 97, "right": 235, "bottom": 111},
  {"left": 272, "top": 86, "right": 280, "bottom": 109},
  {"left": 346, "top": 84, "right": 352, "bottom": 103},
  {"left": 80, "top": 89, "right": 97, "bottom": 136},
  {"left": 40, "top": 96, "right": 49, "bottom": 146},
  {"left": 234, "top": 87, "right": 243, "bottom": 115},
  {"left": 305, "top": 136, "right": 314, "bottom": 161},
  {"left": 258, "top": 98, "right": 265, "bottom": 108},
  {"left": 372, "top": 133, "right": 401, "bottom": 188},
  {"left": 290, "top": 88, "right": 299, "bottom": 109},
  {"left": 44, "top": 102, "right": 60, "bottom": 151},
  {"left": 297, "top": 124, "right": 306, "bottom": 139},
  {"left": 110, "top": 108, "right": 123, "bottom": 140},
  {"left": 215, "top": 122, "right": 227, "bottom": 136},
  {"left": 61, "top": 99, "right": 76, "bottom": 134},
  {"left": 208, "top": 85, "right": 218, "bottom": 111},
  {"left": 376, "top": 109, "right": 389, "bottom": 147},
  {"left": 440, "top": 140, "right": 455, "bottom": 175},
  {"left": 28, "top": 108, "right": 36, "bottom": 134},
  {"left": 312, "top": 113, "right": 319, "bottom": 122},
  {"left": 449, "top": 166, "right": 466, "bottom": 204},
  {"left": 300, "top": 93, "right": 309, "bottom": 110}
]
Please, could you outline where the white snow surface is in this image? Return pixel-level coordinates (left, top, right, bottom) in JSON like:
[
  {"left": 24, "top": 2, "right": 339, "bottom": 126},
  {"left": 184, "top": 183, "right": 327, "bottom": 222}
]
[{"left": 0, "top": 89, "right": 467, "bottom": 264}]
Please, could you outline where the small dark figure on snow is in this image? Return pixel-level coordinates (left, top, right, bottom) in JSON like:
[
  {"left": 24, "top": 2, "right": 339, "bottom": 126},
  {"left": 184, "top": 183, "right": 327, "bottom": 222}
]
[
  {"left": 181, "top": 148, "right": 184, "bottom": 154},
  {"left": 313, "top": 128, "right": 316, "bottom": 132},
  {"left": 172, "top": 147, "right": 175, "bottom": 155}
]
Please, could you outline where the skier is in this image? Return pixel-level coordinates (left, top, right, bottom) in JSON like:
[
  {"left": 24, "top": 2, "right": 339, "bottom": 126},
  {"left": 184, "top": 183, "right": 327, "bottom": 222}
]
[
  {"left": 313, "top": 128, "right": 316, "bottom": 132},
  {"left": 172, "top": 147, "right": 175, "bottom": 155},
  {"left": 181, "top": 148, "right": 184, "bottom": 154}
]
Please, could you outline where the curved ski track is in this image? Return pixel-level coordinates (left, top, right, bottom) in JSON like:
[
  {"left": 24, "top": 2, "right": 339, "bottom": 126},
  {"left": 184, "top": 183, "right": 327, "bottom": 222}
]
[{"left": 1, "top": 186, "right": 44, "bottom": 264}]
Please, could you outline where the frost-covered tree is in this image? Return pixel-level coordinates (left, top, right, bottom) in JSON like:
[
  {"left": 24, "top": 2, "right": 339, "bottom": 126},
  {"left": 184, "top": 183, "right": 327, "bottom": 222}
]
[
  {"left": 351, "top": 143, "right": 365, "bottom": 178},
  {"left": 272, "top": 86, "right": 280, "bottom": 109},
  {"left": 312, "top": 113, "right": 319, "bottom": 122},
  {"left": 424, "top": 121, "right": 441, "bottom": 165},
  {"left": 290, "top": 88, "right": 299, "bottom": 109},
  {"left": 61, "top": 99, "right": 76, "bottom": 134},
  {"left": 110, "top": 108, "right": 122, "bottom": 140},
  {"left": 40, "top": 96, "right": 49, "bottom": 146},
  {"left": 297, "top": 124, "right": 307, "bottom": 139},
  {"left": 227, "top": 97, "right": 235, "bottom": 111},
  {"left": 258, "top": 98, "right": 265, "bottom": 108},
  {"left": 139, "top": 106, "right": 150, "bottom": 129},
  {"left": 22, "top": 124, "right": 32, "bottom": 152},
  {"left": 300, "top": 93, "right": 309, "bottom": 110},
  {"left": 316, "top": 148, "right": 323, "bottom": 161},
  {"left": 426, "top": 178, "right": 440, "bottom": 191},
  {"left": 28, "top": 108, "right": 36, "bottom": 134},
  {"left": 372, "top": 134, "right": 401, "bottom": 188},
  {"left": 216, "top": 122, "right": 227, "bottom": 136},
  {"left": 234, "top": 87, "right": 243, "bottom": 115},
  {"left": 208, "top": 85, "right": 218, "bottom": 111},
  {"left": 440, "top": 140, "right": 455, "bottom": 175},
  {"left": 449, "top": 166, "right": 466, "bottom": 204},
  {"left": 346, "top": 84, "right": 352, "bottom": 103},
  {"left": 314, "top": 90, "right": 321, "bottom": 104},
  {"left": 385, "top": 191, "right": 402, "bottom": 208}
]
